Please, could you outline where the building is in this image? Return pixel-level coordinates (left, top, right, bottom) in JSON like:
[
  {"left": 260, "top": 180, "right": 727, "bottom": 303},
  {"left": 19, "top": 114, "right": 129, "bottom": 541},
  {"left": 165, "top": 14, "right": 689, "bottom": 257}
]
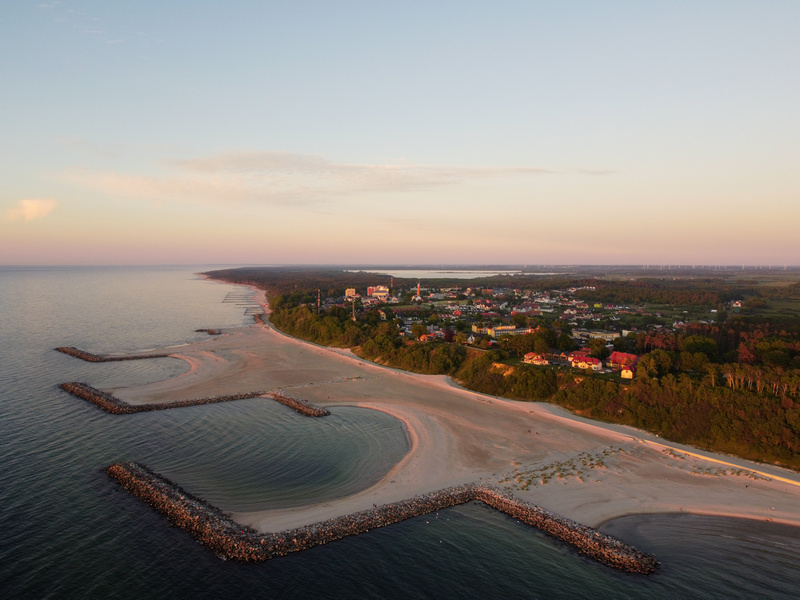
[
  {"left": 568, "top": 350, "right": 603, "bottom": 371},
  {"left": 571, "top": 356, "right": 603, "bottom": 371},
  {"left": 512, "top": 303, "right": 541, "bottom": 315},
  {"left": 487, "top": 325, "right": 522, "bottom": 338},
  {"left": 367, "top": 285, "right": 390, "bottom": 301},
  {"left": 568, "top": 350, "right": 590, "bottom": 362},
  {"left": 572, "top": 328, "right": 621, "bottom": 342},
  {"left": 523, "top": 352, "right": 549, "bottom": 365},
  {"left": 607, "top": 351, "right": 638, "bottom": 370}
]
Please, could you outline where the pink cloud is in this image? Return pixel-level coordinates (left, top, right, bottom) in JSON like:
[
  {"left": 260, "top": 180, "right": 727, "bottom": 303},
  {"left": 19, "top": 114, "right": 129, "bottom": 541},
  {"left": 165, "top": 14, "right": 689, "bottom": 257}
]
[{"left": 7, "top": 198, "right": 57, "bottom": 222}]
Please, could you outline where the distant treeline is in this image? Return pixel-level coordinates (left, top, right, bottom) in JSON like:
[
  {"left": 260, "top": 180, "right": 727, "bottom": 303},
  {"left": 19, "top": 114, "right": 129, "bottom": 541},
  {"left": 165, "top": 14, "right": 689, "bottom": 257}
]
[
  {"left": 626, "top": 323, "right": 800, "bottom": 369},
  {"left": 206, "top": 267, "right": 410, "bottom": 300},
  {"left": 206, "top": 266, "right": 800, "bottom": 308}
]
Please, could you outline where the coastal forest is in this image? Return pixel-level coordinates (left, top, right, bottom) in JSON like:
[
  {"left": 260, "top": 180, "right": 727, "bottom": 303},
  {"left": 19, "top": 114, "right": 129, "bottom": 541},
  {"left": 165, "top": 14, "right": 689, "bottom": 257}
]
[{"left": 207, "top": 266, "right": 800, "bottom": 470}]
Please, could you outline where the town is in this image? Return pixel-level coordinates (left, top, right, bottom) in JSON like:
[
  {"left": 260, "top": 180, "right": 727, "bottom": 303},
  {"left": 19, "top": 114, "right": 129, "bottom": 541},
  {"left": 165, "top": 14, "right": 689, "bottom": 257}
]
[{"left": 319, "top": 279, "right": 743, "bottom": 380}]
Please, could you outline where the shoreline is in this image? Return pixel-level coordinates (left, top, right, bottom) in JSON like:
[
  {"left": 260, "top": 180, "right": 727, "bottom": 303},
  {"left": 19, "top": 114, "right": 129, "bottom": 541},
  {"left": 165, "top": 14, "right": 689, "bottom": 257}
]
[{"left": 63, "top": 279, "right": 800, "bottom": 545}]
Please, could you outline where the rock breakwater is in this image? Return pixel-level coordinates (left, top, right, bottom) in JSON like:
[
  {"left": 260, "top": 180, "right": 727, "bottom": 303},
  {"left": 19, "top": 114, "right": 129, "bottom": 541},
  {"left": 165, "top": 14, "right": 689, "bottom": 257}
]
[
  {"left": 106, "top": 461, "right": 659, "bottom": 573},
  {"left": 56, "top": 346, "right": 171, "bottom": 362},
  {"left": 59, "top": 382, "right": 265, "bottom": 414},
  {"left": 107, "top": 462, "right": 264, "bottom": 560},
  {"left": 266, "top": 391, "right": 330, "bottom": 417},
  {"left": 473, "top": 487, "right": 659, "bottom": 573}
]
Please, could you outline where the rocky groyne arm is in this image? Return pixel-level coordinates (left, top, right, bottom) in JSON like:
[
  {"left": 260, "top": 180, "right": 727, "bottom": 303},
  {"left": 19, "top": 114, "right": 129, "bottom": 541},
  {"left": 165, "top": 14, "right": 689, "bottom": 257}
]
[
  {"left": 60, "top": 382, "right": 265, "bottom": 414},
  {"left": 60, "top": 382, "right": 137, "bottom": 414},
  {"left": 266, "top": 391, "right": 330, "bottom": 417},
  {"left": 473, "top": 487, "right": 659, "bottom": 574},
  {"left": 55, "top": 346, "right": 171, "bottom": 362},
  {"left": 107, "top": 462, "right": 266, "bottom": 561},
  {"left": 106, "top": 463, "right": 659, "bottom": 573},
  {"left": 264, "top": 485, "right": 478, "bottom": 559}
]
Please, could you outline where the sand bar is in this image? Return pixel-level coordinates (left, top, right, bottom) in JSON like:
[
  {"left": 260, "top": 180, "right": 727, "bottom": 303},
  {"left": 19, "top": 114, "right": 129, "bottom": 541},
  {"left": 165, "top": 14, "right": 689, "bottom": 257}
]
[{"left": 107, "top": 286, "right": 800, "bottom": 534}]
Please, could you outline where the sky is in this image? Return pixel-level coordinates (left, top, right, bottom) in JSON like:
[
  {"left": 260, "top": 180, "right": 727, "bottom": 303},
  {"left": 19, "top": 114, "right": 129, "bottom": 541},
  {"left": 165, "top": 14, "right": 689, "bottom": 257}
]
[{"left": 2, "top": 1, "right": 798, "bottom": 266}]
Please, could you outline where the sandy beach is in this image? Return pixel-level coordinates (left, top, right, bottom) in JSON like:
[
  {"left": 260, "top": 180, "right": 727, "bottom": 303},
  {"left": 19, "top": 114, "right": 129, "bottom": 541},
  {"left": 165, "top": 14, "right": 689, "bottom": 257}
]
[{"left": 110, "top": 286, "right": 800, "bottom": 535}]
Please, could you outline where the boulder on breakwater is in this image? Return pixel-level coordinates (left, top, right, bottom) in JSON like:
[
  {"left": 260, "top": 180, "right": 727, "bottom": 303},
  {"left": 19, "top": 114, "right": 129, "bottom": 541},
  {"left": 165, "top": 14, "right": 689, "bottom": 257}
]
[
  {"left": 55, "top": 346, "right": 171, "bottom": 362},
  {"left": 266, "top": 391, "right": 330, "bottom": 417},
  {"left": 59, "top": 382, "right": 265, "bottom": 414},
  {"left": 106, "top": 461, "right": 659, "bottom": 574}
]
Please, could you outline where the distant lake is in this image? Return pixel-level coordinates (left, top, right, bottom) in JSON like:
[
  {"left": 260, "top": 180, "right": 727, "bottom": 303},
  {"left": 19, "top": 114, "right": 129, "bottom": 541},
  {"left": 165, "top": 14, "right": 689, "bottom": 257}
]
[{"left": 346, "top": 268, "right": 564, "bottom": 280}]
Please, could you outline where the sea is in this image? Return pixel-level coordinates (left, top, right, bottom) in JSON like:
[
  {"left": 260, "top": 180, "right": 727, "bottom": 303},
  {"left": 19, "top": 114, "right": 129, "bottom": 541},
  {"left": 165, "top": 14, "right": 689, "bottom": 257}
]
[{"left": 1, "top": 265, "right": 799, "bottom": 599}]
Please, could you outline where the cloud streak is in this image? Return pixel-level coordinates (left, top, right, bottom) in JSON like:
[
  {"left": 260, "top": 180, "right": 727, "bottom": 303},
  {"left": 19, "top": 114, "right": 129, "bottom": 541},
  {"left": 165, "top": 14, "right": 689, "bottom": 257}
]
[
  {"left": 7, "top": 198, "right": 57, "bottom": 222},
  {"left": 164, "top": 151, "right": 561, "bottom": 192},
  {"left": 62, "top": 150, "right": 612, "bottom": 208}
]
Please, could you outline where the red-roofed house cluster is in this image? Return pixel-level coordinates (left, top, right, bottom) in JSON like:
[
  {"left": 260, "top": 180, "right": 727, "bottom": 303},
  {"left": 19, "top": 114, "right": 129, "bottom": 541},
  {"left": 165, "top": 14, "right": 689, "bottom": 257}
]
[
  {"left": 607, "top": 351, "right": 639, "bottom": 379},
  {"left": 523, "top": 352, "right": 550, "bottom": 366},
  {"left": 568, "top": 352, "right": 603, "bottom": 371}
]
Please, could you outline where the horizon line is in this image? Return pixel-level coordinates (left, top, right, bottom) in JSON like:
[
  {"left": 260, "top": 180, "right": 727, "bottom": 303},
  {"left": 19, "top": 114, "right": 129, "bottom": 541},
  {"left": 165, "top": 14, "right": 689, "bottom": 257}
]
[{"left": 2, "top": 263, "right": 799, "bottom": 270}]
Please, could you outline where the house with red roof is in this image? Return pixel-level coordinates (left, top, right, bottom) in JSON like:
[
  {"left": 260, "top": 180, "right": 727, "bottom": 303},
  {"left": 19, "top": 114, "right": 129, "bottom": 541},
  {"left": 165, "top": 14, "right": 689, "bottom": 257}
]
[
  {"left": 571, "top": 356, "right": 603, "bottom": 371},
  {"left": 607, "top": 351, "right": 639, "bottom": 370},
  {"left": 523, "top": 352, "right": 549, "bottom": 365},
  {"left": 568, "top": 350, "right": 590, "bottom": 363}
]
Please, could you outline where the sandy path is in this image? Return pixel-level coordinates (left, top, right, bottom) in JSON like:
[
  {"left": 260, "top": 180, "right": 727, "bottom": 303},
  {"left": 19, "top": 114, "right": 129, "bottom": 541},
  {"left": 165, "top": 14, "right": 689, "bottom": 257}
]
[{"left": 108, "top": 287, "right": 800, "bottom": 534}]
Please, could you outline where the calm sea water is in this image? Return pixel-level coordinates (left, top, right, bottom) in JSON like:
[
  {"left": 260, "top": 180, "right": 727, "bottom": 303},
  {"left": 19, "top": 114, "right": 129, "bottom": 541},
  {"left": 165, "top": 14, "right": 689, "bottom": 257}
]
[{"left": 1, "top": 265, "right": 799, "bottom": 599}]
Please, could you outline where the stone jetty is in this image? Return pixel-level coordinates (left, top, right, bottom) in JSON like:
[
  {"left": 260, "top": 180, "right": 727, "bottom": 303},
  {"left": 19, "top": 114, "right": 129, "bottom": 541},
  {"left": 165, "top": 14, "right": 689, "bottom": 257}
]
[
  {"left": 106, "top": 461, "right": 659, "bottom": 574},
  {"left": 55, "top": 346, "right": 171, "bottom": 362},
  {"left": 472, "top": 487, "right": 659, "bottom": 573},
  {"left": 59, "top": 382, "right": 265, "bottom": 414},
  {"left": 266, "top": 391, "right": 331, "bottom": 417},
  {"left": 107, "top": 462, "right": 264, "bottom": 560},
  {"left": 59, "top": 383, "right": 331, "bottom": 417},
  {"left": 194, "top": 329, "right": 222, "bottom": 335}
]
